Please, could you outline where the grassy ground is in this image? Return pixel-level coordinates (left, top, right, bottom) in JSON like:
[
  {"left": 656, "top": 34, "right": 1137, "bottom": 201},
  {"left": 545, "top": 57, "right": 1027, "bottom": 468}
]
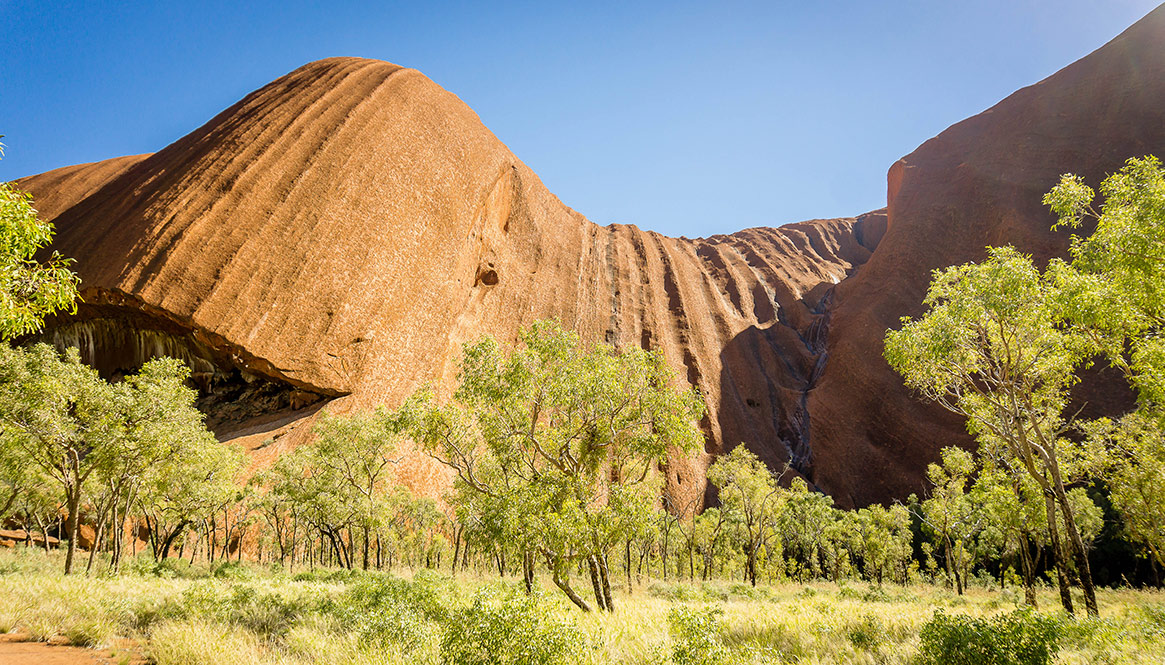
[{"left": 1, "top": 548, "right": 1163, "bottom": 664}]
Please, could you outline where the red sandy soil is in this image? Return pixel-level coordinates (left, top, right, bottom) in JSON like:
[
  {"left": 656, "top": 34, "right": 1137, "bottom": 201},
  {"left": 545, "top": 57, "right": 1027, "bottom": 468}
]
[{"left": 0, "top": 634, "right": 145, "bottom": 665}]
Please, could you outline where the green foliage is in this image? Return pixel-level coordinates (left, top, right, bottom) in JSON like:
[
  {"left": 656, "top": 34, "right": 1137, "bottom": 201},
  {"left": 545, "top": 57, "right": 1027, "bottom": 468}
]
[
  {"left": 440, "top": 587, "right": 588, "bottom": 665},
  {"left": 707, "top": 446, "right": 782, "bottom": 586},
  {"left": 0, "top": 344, "right": 240, "bottom": 572},
  {"left": 846, "top": 613, "right": 885, "bottom": 652},
  {"left": 1046, "top": 156, "right": 1165, "bottom": 408},
  {"left": 916, "top": 609, "right": 1061, "bottom": 665},
  {"left": 408, "top": 319, "right": 705, "bottom": 610},
  {"left": 668, "top": 605, "right": 727, "bottom": 665},
  {"left": 884, "top": 244, "right": 1102, "bottom": 613},
  {"left": 0, "top": 180, "right": 79, "bottom": 340}
]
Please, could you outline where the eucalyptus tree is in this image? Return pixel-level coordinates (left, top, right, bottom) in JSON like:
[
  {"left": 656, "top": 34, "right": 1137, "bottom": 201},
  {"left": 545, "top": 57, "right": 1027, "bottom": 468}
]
[
  {"left": 98, "top": 357, "right": 231, "bottom": 569},
  {"left": 916, "top": 447, "right": 980, "bottom": 594},
  {"left": 1046, "top": 157, "right": 1165, "bottom": 585},
  {"left": 848, "top": 503, "right": 912, "bottom": 585},
  {"left": 884, "top": 246, "right": 1101, "bottom": 615},
  {"left": 707, "top": 445, "right": 785, "bottom": 586},
  {"left": 1086, "top": 414, "right": 1165, "bottom": 578},
  {"left": 407, "top": 319, "right": 705, "bottom": 612},
  {"left": 0, "top": 344, "right": 120, "bottom": 573},
  {"left": 778, "top": 477, "right": 836, "bottom": 581},
  {"left": 302, "top": 409, "right": 407, "bottom": 569},
  {"left": 1046, "top": 156, "right": 1165, "bottom": 409},
  {"left": 0, "top": 143, "right": 80, "bottom": 340},
  {"left": 970, "top": 463, "right": 1047, "bottom": 606}
]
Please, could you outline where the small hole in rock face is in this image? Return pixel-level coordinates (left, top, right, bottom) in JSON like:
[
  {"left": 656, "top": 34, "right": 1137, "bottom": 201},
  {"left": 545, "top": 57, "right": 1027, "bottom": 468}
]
[
  {"left": 477, "top": 268, "right": 499, "bottom": 286},
  {"left": 746, "top": 398, "right": 759, "bottom": 408}
]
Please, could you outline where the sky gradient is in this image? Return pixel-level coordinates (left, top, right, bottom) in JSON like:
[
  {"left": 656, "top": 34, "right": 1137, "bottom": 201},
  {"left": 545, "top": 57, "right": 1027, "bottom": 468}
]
[{"left": 1, "top": 1, "right": 1161, "bottom": 238}]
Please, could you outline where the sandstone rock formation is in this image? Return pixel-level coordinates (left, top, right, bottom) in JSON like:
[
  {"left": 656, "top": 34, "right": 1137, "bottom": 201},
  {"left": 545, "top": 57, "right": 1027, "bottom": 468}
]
[
  {"left": 17, "top": 57, "right": 878, "bottom": 507},
  {"left": 806, "top": 4, "right": 1165, "bottom": 505},
  {"left": 15, "top": 5, "right": 1165, "bottom": 507}
]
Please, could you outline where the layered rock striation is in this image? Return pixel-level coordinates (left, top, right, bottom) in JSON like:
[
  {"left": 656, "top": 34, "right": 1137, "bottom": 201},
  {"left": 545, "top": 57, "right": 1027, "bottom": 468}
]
[{"left": 16, "top": 4, "right": 1165, "bottom": 506}]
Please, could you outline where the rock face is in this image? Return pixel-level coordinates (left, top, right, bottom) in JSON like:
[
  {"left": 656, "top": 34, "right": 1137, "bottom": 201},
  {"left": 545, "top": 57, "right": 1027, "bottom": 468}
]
[
  {"left": 15, "top": 5, "right": 1165, "bottom": 506},
  {"left": 17, "top": 57, "right": 878, "bottom": 505},
  {"left": 805, "top": 4, "right": 1165, "bottom": 505}
]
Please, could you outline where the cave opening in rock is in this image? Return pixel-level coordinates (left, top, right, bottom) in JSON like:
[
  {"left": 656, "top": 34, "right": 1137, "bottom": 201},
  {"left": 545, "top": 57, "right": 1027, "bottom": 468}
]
[{"left": 31, "top": 295, "right": 340, "bottom": 434}]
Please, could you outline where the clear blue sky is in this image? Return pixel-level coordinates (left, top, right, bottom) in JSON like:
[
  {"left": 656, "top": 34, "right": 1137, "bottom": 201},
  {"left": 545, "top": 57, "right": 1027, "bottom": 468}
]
[{"left": 1, "top": 1, "right": 1160, "bottom": 238}]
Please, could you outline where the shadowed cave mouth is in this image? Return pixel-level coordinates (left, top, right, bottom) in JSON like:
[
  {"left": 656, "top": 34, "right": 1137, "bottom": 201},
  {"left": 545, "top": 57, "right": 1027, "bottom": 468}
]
[{"left": 32, "top": 293, "right": 344, "bottom": 433}]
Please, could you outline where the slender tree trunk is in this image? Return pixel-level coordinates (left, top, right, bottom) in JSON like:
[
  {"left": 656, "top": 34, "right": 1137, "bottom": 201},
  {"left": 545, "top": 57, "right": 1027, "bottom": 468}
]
[
  {"left": 362, "top": 526, "right": 370, "bottom": 570},
  {"left": 1050, "top": 475, "right": 1098, "bottom": 616},
  {"left": 523, "top": 551, "right": 534, "bottom": 595},
  {"left": 598, "top": 553, "right": 615, "bottom": 612},
  {"left": 587, "top": 555, "right": 607, "bottom": 611},
  {"left": 161, "top": 521, "right": 190, "bottom": 560},
  {"left": 1017, "top": 535, "right": 1038, "bottom": 608},
  {"left": 33, "top": 513, "right": 50, "bottom": 554},
  {"left": 550, "top": 557, "right": 591, "bottom": 612},
  {"left": 86, "top": 518, "right": 105, "bottom": 574},
  {"left": 64, "top": 483, "right": 81, "bottom": 575},
  {"left": 625, "top": 540, "right": 633, "bottom": 592},
  {"left": 1045, "top": 495, "right": 1075, "bottom": 615}
]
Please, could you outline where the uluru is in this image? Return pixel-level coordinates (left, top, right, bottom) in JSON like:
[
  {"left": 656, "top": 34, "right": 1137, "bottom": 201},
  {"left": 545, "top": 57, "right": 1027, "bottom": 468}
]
[{"left": 13, "top": 4, "right": 1165, "bottom": 508}]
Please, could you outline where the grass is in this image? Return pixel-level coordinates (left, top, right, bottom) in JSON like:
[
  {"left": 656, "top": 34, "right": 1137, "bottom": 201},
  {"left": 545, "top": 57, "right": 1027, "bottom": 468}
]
[{"left": 0, "top": 548, "right": 1163, "bottom": 664}]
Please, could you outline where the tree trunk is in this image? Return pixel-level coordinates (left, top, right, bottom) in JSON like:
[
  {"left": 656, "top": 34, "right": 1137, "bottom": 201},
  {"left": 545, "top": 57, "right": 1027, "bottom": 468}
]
[
  {"left": 161, "top": 521, "right": 190, "bottom": 560},
  {"left": 523, "top": 551, "right": 534, "bottom": 595},
  {"left": 1050, "top": 474, "right": 1099, "bottom": 616},
  {"left": 452, "top": 529, "right": 461, "bottom": 576},
  {"left": 85, "top": 518, "right": 105, "bottom": 574},
  {"left": 362, "top": 526, "right": 370, "bottom": 571},
  {"left": 63, "top": 484, "right": 81, "bottom": 575},
  {"left": 1045, "top": 494, "right": 1075, "bottom": 615},
  {"left": 551, "top": 558, "right": 591, "bottom": 612},
  {"left": 1017, "top": 535, "right": 1038, "bottom": 608},
  {"left": 587, "top": 555, "right": 607, "bottom": 611},
  {"left": 625, "top": 540, "right": 633, "bottom": 592},
  {"left": 598, "top": 553, "right": 615, "bottom": 612}
]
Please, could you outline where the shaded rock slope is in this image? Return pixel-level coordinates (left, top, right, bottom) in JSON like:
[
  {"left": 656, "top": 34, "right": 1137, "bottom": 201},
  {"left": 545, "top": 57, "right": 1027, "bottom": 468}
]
[
  {"left": 806, "top": 4, "right": 1165, "bottom": 505},
  {"left": 16, "top": 5, "right": 1165, "bottom": 505}
]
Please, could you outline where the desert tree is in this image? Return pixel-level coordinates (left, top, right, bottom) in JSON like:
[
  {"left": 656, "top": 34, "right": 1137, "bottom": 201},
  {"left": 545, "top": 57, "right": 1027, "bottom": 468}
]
[
  {"left": 916, "top": 447, "right": 981, "bottom": 594},
  {"left": 407, "top": 319, "right": 705, "bottom": 612},
  {"left": 885, "top": 246, "right": 1101, "bottom": 615},
  {"left": 707, "top": 445, "right": 785, "bottom": 586},
  {"left": 0, "top": 141, "right": 80, "bottom": 340}
]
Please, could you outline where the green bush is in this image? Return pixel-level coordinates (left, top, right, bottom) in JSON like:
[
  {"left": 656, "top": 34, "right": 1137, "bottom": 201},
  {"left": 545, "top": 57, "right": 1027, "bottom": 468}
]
[
  {"left": 290, "top": 567, "right": 364, "bottom": 583},
  {"left": 917, "top": 609, "right": 1062, "bottom": 665},
  {"left": 320, "top": 572, "right": 457, "bottom": 655},
  {"left": 337, "top": 570, "right": 456, "bottom": 622},
  {"left": 441, "top": 588, "right": 587, "bottom": 665},
  {"left": 668, "top": 605, "right": 728, "bottom": 665},
  {"left": 847, "top": 614, "right": 884, "bottom": 652},
  {"left": 211, "top": 561, "right": 254, "bottom": 580}
]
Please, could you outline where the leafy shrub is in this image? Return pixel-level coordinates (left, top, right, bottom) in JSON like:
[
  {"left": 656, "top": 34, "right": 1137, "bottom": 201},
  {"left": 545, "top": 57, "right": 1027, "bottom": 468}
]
[
  {"left": 847, "top": 614, "right": 884, "bottom": 652},
  {"left": 837, "top": 584, "right": 861, "bottom": 600},
  {"left": 291, "top": 567, "right": 365, "bottom": 583},
  {"left": 337, "top": 570, "right": 456, "bottom": 622},
  {"left": 647, "top": 582, "right": 701, "bottom": 602},
  {"left": 211, "top": 561, "right": 254, "bottom": 580},
  {"left": 441, "top": 588, "right": 587, "bottom": 665},
  {"left": 320, "top": 572, "right": 455, "bottom": 656},
  {"left": 917, "top": 609, "right": 1062, "bottom": 665},
  {"left": 226, "top": 586, "right": 311, "bottom": 640},
  {"left": 151, "top": 581, "right": 320, "bottom": 642},
  {"left": 668, "top": 605, "right": 728, "bottom": 665}
]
